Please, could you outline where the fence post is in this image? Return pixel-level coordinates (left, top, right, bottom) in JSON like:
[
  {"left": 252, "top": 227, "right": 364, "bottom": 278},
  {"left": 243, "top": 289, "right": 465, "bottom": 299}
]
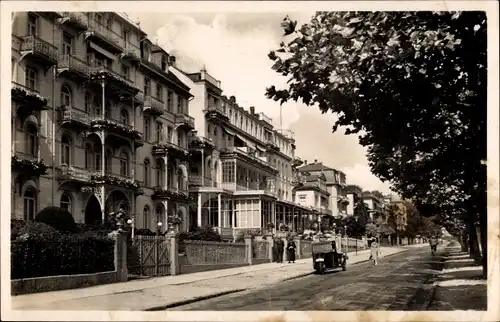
[
  {"left": 266, "top": 233, "right": 274, "bottom": 262},
  {"left": 167, "top": 233, "right": 179, "bottom": 275},
  {"left": 245, "top": 235, "right": 253, "bottom": 265},
  {"left": 113, "top": 231, "right": 128, "bottom": 282}
]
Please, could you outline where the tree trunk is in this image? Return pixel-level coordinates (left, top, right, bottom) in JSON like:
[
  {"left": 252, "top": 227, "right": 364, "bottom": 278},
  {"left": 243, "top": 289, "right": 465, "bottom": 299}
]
[
  {"left": 479, "top": 214, "right": 487, "bottom": 279},
  {"left": 467, "top": 219, "right": 480, "bottom": 259}
]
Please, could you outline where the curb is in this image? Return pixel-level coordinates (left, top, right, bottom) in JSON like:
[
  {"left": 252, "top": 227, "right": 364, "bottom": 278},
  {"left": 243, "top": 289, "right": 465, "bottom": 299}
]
[
  {"left": 144, "top": 289, "right": 248, "bottom": 311},
  {"left": 282, "top": 248, "right": 409, "bottom": 282}
]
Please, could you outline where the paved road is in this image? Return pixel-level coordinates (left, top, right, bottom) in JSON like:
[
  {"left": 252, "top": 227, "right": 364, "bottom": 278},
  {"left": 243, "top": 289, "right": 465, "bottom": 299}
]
[{"left": 171, "top": 247, "right": 441, "bottom": 311}]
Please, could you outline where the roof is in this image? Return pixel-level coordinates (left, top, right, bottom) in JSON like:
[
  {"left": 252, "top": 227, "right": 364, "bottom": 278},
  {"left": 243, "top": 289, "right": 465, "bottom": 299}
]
[
  {"left": 305, "top": 173, "right": 326, "bottom": 182},
  {"left": 297, "top": 163, "right": 334, "bottom": 172}
]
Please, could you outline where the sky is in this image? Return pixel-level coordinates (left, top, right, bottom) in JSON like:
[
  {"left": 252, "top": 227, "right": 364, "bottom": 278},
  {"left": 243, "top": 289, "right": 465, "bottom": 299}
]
[{"left": 129, "top": 12, "right": 393, "bottom": 194}]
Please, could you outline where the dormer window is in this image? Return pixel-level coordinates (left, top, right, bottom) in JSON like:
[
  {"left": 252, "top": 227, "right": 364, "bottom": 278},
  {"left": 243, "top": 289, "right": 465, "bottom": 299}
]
[{"left": 161, "top": 55, "right": 167, "bottom": 71}]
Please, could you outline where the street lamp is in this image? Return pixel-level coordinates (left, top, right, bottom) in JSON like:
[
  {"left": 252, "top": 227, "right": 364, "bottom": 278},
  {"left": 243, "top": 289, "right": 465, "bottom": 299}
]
[
  {"left": 344, "top": 225, "right": 348, "bottom": 253},
  {"left": 127, "top": 218, "right": 134, "bottom": 239},
  {"left": 157, "top": 221, "right": 163, "bottom": 236}
]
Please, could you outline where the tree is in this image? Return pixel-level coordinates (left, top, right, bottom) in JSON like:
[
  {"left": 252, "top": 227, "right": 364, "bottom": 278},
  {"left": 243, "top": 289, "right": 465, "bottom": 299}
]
[{"left": 266, "top": 11, "right": 486, "bottom": 276}]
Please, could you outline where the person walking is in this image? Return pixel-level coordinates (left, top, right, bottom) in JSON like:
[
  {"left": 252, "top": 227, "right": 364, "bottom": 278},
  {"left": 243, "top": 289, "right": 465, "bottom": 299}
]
[
  {"left": 275, "top": 238, "right": 284, "bottom": 263},
  {"left": 286, "top": 238, "right": 297, "bottom": 263},
  {"left": 429, "top": 236, "right": 439, "bottom": 255},
  {"left": 370, "top": 238, "right": 381, "bottom": 266}
]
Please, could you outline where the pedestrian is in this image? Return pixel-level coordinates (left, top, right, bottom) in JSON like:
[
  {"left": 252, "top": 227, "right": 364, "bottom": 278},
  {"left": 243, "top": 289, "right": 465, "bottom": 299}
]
[
  {"left": 275, "top": 238, "right": 284, "bottom": 263},
  {"left": 429, "top": 236, "right": 439, "bottom": 255},
  {"left": 286, "top": 238, "right": 297, "bottom": 263},
  {"left": 370, "top": 237, "right": 380, "bottom": 266}
]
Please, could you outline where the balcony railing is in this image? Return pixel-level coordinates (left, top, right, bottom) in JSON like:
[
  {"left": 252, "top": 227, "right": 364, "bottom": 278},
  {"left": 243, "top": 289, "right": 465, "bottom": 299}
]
[
  {"left": 143, "top": 95, "right": 165, "bottom": 115},
  {"left": 189, "top": 175, "right": 214, "bottom": 187},
  {"left": 86, "top": 19, "right": 123, "bottom": 50},
  {"left": 175, "top": 113, "right": 195, "bottom": 129},
  {"left": 57, "top": 165, "right": 92, "bottom": 182},
  {"left": 205, "top": 105, "right": 228, "bottom": 118},
  {"left": 189, "top": 136, "right": 215, "bottom": 149},
  {"left": 89, "top": 65, "right": 135, "bottom": 88},
  {"left": 57, "top": 12, "right": 89, "bottom": 31},
  {"left": 200, "top": 70, "right": 221, "bottom": 89},
  {"left": 277, "top": 129, "right": 295, "bottom": 140},
  {"left": 259, "top": 112, "right": 273, "bottom": 125},
  {"left": 11, "top": 81, "right": 49, "bottom": 108},
  {"left": 20, "top": 35, "right": 58, "bottom": 65},
  {"left": 58, "top": 54, "right": 90, "bottom": 78},
  {"left": 221, "top": 182, "right": 276, "bottom": 195},
  {"left": 223, "top": 147, "right": 277, "bottom": 173},
  {"left": 60, "top": 106, "right": 90, "bottom": 126},
  {"left": 122, "top": 41, "right": 141, "bottom": 60}
]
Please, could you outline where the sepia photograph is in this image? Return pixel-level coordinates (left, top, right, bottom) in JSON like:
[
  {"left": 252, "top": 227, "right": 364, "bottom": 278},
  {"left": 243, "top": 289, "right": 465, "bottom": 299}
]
[{"left": 1, "top": 1, "right": 499, "bottom": 321}]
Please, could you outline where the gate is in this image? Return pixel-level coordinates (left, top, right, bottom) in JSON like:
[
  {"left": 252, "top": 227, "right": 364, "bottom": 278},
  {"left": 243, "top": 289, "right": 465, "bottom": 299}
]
[{"left": 128, "top": 235, "right": 171, "bottom": 277}]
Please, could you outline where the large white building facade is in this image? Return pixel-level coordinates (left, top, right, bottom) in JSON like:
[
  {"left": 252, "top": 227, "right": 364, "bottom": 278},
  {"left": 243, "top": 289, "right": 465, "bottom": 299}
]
[{"left": 171, "top": 68, "right": 319, "bottom": 239}]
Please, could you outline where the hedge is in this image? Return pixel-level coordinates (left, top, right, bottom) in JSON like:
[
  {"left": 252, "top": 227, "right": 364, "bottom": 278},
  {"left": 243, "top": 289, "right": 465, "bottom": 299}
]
[
  {"left": 11, "top": 234, "right": 115, "bottom": 279},
  {"left": 34, "top": 206, "right": 78, "bottom": 233}
]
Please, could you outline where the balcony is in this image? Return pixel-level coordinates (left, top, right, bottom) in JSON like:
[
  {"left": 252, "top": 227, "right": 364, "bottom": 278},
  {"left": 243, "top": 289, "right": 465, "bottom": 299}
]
[
  {"left": 11, "top": 152, "right": 48, "bottom": 177},
  {"left": 189, "top": 175, "right": 213, "bottom": 187},
  {"left": 200, "top": 70, "right": 221, "bottom": 89},
  {"left": 90, "top": 173, "right": 142, "bottom": 192},
  {"left": 151, "top": 186, "right": 190, "bottom": 201},
  {"left": 20, "top": 36, "right": 58, "bottom": 66},
  {"left": 175, "top": 113, "right": 195, "bottom": 130},
  {"left": 265, "top": 139, "right": 280, "bottom": 152},
  {"left": 277, "top": 129, "right": 295, "bottom": 140},
  {"left": 338, "top": 195, "right": 349, "bottom": 204},
  {"left": 189, "top": 136, "right": 215, "bottom": 150},
  {"left": 221, "top": 182, "right": 276, "bottom": 196},
  {"left": 59, "top": 105, "right": 90, "bottom": 127},
  {"left": 56, "top": 165, "right": 91, "bottom": 184},
  {"left": 152, "top": 140, "right": 189, "bottom": 160},
  {"left": 204, "top": 105, "right": 229, "bottom": 123},
  {"left": 120, "top": 42, "right": 141, "bottom": 62},
  {"left": 11, "top": 82, "right": 49, "bottom": 111},
  {"left": 142, "top": 95, "right": 165, "bottom": 116},
  {"left": 89, "top": 65, "right": 140, "bottom": 97},
  {"left": 221, "top": 147, "right": 278, "bottom": 174},
  {"left": 259, "top": 112, "right": 273, "bottom": 125},
  {"left": 57, "top": 12, "right": 89, "bottom": 32},
  {"left": 90, "top": 116, "right": 143, "bottom": 144},
  {"left": 85, "top": 20, "right": 123, "bottom": 53},
  {"left": 291, "top": 156, "right": 304, "bottom": 168},
  {"left": 57, "top": 54, "right": 90, "bottom": 79}
]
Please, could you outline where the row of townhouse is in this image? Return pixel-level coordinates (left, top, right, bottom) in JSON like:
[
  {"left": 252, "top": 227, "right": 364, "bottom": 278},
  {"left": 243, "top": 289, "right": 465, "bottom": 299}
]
[{"left": 10, "top": 11, "right": 330, "bottom": 238}]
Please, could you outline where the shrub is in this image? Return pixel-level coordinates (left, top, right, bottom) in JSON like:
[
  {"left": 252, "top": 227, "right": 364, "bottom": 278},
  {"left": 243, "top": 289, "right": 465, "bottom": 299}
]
[
  {"left": 34, "top": 206, "right": 78, "bottom": 233},
  {"left": 177, "top": 227, "right": 222, "bottom": 253},
  {"left": 17, "top": 221, "right": 62, "bottom": 240},
  {"left": 11, "top": 219, "right": 26, "bottom": 240},
  {"left": 75, "top": 223, "right": 111, "bottom": 237},
  {"left": 11, "top": 233, "right": 115, "bottom": 279}
]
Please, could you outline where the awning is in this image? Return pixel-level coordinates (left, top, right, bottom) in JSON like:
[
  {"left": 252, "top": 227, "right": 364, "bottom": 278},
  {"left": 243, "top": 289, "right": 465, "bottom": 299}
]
[
  {"left": 234, "top": 133, "right": 255, "bottom": 150},
  {"left": 89, "top": 42, "right": 118, "bottom": 61},
  {"left": 222, "top": 127, "right": 235, "bottom": 136}
]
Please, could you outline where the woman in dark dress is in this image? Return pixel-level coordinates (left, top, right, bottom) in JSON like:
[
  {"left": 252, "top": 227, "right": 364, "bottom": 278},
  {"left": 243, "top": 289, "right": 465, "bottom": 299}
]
[{"left": 286, "top": 239, "right": 297, "bottom": 263}]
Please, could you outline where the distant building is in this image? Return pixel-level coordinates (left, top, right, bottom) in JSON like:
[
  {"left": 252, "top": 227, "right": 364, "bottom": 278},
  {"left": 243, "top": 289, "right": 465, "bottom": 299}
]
[{"left": 296, "top": 160, "right": 349, "bottom": 218}]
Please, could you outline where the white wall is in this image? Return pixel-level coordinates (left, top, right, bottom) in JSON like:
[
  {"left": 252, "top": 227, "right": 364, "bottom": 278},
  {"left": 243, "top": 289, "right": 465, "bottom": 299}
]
[{"left": 346, "top": 193, "right": 355, "bottom": 215}]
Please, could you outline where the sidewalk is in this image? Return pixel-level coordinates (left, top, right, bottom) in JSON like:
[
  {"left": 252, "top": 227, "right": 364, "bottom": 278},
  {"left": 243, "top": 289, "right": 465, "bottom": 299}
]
[
  {"left": 427, "top": 245, "right": 487, "bottom": 310},
  {"left": 12, "top": 246, "right": 412, "bottom": 311}
]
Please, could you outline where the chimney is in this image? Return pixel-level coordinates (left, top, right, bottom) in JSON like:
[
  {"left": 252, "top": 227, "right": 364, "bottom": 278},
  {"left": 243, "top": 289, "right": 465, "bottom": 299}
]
[
  {"left": 168, "top": 55, "right": 176, "bottom": 66},
  {"left": 314, "top": 159, "right": 318, "bottom": 163},
  {"left": 230, "top": 96, "right": 236, "bottom": 103},
  {"left": 304, "top": 160, "right": 308, "bottom": 165},
  {"left": 250, "top": 106, "right": 255, "bottom": 115}
]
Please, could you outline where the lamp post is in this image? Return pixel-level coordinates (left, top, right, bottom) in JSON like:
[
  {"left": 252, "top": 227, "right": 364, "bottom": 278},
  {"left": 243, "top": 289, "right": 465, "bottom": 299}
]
[
  {"left": 127, "top": 218, "right": 134, "bottom": 239},
  {"left": 157, "top": 221, "right": 163, "bottom": 236},
  {"left": 344, "top": 225, "right": 348, "bottom": 253}
]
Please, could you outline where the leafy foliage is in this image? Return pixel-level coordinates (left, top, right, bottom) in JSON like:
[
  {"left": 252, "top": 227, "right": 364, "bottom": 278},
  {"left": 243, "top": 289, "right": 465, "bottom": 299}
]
[
  {"left": 34, "top": 206, "right": 78, "bottom": 233},
  {"left": 266, "top": 11, "right": 486, "bottom": 242}
]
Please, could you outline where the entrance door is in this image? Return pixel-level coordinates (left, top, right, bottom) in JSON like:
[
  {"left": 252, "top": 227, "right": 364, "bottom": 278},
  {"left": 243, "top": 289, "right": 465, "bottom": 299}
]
[{"left": 85, "top": 195, "right": 102, "bottom": 227}]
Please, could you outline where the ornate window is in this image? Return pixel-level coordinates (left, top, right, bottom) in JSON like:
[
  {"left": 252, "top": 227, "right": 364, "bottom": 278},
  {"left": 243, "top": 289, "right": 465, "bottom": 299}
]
[
  {"left": 119, "top": 151, "right": 129, "bottom": 176},
  {"left": 23, "top": 189, "right": 36, "bottom": 221},
  {"left": 26, "top": 124, "right": 38, "bottom": 157},
  {"left": 61, "top": 135, "right": 71, "bottom": 165},
  {"left": 156, "top": 159, "right": 163, "bottom": 187},
  {"left": 60, "top": 85, "right": 72, "bottom": 106},
  {"left": 120, "top": 108, "right": 128, "bottom": 125},
  {"left": 60, "top": 192, "right": 72, "bottom": 212},
  {"left": 143, "top": 206, "right": 150, "bottom": 229},
  {"left": 144, "top": 159, "right": 150, "bottom": 186}
]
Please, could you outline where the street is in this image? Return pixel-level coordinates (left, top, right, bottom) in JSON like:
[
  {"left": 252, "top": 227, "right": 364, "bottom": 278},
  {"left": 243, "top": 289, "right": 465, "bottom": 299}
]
[{"left": 171, "top": 247, "right": 440, "bottom": 311}]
